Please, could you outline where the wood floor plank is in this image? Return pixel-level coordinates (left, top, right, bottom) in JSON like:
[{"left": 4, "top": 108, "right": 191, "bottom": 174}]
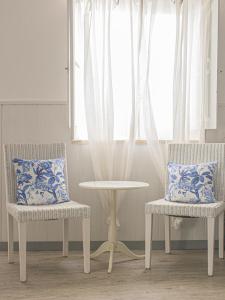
[{"left": 0, "top": 250, "right": 225, "bottom": 300}]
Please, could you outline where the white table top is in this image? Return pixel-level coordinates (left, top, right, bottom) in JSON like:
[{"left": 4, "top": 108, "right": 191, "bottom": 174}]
[{"left": 79, "top": 181, "right": 149, "bottom": 190}]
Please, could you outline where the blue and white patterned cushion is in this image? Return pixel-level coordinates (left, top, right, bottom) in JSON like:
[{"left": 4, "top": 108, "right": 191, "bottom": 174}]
[
  {"left": 13, "top": 158, "right": 70, "bottom": 205},
  {"left": 165, "top": 162, "right": 217, "bottom": 204}
]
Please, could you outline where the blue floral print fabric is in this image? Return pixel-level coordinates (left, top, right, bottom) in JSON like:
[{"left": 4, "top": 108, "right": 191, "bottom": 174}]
[
  {"left": 13, "top": 158, "right": 69, "bottom": 205},
  {"left": 165, "top": 162, "right": 217, "bottom": 204}
]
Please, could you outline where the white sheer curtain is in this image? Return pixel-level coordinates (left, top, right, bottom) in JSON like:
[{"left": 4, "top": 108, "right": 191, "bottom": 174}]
[
  {"left": 173, "top": 0, "right": 212, "bottom": 142},
  {"left": 72, "top": 0, "right": 215, "bottom": 222},
  {"left": 171, "top": 0, "right": 213, "bottom": 228},
  {"left": 74, "top": 0, "right": 166, "bottom": 219}
]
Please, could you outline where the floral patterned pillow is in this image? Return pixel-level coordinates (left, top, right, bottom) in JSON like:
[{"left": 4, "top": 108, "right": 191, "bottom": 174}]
[
  {"left": 13, "top": 158, "right": 70, "bottom": 205},
  {"left": 165, "top": 162, "right": 217, "bottom": 204}
]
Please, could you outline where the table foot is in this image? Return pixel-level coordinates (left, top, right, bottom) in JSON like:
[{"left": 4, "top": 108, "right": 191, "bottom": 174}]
[
  {"left": 108, "top": 248, "right": 114, "bottom": 273},
  {"left": 116, "top": 241, "right": 145, "bottom": 259},
  {"left": 91, "top": 241, "right": 111, "bottom": 259},
  {"left": 91, "top": 240, "right": 144, "bottom": 261}
]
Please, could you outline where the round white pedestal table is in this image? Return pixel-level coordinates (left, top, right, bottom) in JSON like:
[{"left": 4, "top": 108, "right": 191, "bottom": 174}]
[{"left": 79, "top": 181, "right": 149, "bottom": 273}]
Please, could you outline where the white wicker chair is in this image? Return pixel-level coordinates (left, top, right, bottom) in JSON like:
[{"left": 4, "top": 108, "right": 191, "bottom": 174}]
[
  {"left": 145, "top": 143, "right": 225, "bottom": 276},
  {"left": 3, "top": 143, "right": 90, "bottom": 282}
]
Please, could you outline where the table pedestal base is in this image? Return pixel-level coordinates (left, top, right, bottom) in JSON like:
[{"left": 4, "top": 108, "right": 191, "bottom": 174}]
[{"left": 91, "top": 241, "right": 144, "bottom": 273}]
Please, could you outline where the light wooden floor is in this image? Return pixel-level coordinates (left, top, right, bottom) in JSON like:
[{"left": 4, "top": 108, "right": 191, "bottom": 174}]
[{"left": 0, "top": 250, "right": 225, "bottom": 300}]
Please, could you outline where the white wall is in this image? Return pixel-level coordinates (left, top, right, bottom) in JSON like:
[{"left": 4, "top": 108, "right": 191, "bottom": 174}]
[{"left": 0, "top": 0, "right": 224, "bottom": 243}]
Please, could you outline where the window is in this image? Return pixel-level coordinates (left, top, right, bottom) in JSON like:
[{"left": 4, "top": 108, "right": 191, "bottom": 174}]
[{"left": 70, "top": 0, "right": 218, "bottom": 141}]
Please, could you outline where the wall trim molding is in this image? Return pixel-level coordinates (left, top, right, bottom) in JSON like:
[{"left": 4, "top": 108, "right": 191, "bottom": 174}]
[
  {"left": 0, "top": 240, "right": 219, "bottom": 251},
  {"left": 0, "top": 99, "right": 222, "bottom": 107},
  {"left": 0, "top": 99, "right": 67, "bottom": 105}
]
